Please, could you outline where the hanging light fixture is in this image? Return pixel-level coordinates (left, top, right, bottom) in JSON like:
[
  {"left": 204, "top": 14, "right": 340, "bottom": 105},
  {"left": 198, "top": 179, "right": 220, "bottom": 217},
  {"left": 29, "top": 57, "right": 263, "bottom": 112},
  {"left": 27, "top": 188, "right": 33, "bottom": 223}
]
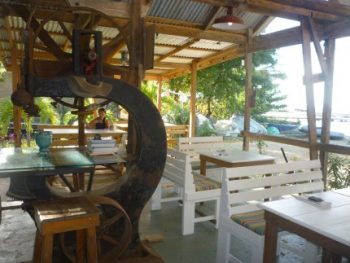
[{"left": 212, "top": 3, "right": 246, "bottom": 31}]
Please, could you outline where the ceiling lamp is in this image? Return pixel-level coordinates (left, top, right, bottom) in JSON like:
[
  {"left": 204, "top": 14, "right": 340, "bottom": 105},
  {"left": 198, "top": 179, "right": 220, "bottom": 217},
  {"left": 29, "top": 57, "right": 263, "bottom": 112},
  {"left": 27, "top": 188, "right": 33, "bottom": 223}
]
[{"left": 212, "top": 5, "right": 246, "bottom": 31}]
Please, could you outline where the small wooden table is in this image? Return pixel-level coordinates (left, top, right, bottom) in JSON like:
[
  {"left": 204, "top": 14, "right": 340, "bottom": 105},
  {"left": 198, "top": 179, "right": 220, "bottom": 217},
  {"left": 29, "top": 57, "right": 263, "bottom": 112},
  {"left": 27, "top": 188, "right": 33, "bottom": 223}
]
[
  {"left": 260, "top": 191, "right": 350, "bottom": 263},
  {"left": 198, "top": 148, "right": 275, "bottom": 175}
]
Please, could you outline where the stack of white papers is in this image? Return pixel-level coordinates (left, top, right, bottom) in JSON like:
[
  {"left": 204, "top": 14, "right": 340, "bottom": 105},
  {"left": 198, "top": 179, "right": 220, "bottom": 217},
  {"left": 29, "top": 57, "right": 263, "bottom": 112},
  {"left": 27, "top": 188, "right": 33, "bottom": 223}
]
[{"left": 88, "top": 139, "right": 119, "bottom": 156}]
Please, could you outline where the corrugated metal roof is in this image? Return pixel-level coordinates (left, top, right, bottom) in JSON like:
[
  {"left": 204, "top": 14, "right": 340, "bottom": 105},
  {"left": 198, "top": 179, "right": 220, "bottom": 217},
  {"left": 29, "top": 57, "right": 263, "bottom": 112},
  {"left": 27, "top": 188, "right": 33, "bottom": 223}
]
[
  {"left": 149, "top": 0, "right": 213, "bottom": 24},
  {"left": 146, "top": 69, "right": 168, "bottom": 74},
  {"left": 162, "top": 57, "right": 192, "bottom": 64},
  {"left": 8, "top": 16, "right": 24, "bottom": 29},
  {"left": 155, "top": 33, "right": 189, "bottom": 46},
  {"left": 95, "top": 26, "right": 119, "bottom": 39},
  {"left": 0, "top": 0, "right": 290, "bottom": 79},
  {"left": 175, "top": 49, "right": 215, "bottom": 58},
  {"left": 155, "top": 46, "right": 175, "bottom": 55},
  {"left": 43, "top": 21, "right": 63, "bottom": 34},
  {"left": 191, "top": 39, "right": 233, "bottom": 50}
]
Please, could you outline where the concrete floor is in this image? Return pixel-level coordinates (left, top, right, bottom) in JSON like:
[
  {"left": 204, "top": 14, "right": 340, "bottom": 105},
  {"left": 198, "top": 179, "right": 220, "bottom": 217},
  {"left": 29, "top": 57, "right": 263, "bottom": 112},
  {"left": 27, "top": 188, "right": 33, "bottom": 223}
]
[
  {"left": 0, "top": 194, "right": 218, "bottom": 263},
  {"left": 0, "top": 178, "right": 332, "bottom": 263}
]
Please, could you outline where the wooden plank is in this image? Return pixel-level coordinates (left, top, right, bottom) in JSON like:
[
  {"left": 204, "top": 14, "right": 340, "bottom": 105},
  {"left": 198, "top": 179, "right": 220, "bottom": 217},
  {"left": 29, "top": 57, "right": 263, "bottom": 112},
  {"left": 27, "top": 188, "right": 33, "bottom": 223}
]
[
  {"left": 66, "top": 0, "right": 151, "bottom": 18},
  {"left": 157, "top": 76, "right": 162, "bottom": 111},
  {"left": 192, "top": 0, "right": 340, "bottom": 21},
  {"left": 242, "top": 132, "right": 310, "bottom": 148},
  {"left": 126, "top": 0, "right": 143, "bottom": 155},
  {"left": 156, "top": 38, "right": 198, "bottom": 63},
  {"left": 225, "top": 160, "right": 321, "bottom": 179},
  {"left": 154, "top": 23, "right": 246, "bottom": 44},
  {"left": 268, "top": 0, "right": 350, "bottom": 18},
  {"left": 11, "top": 48, "right": 21, "bottom": 147},
  {"left": 243, "top": 29, "right": 253, "bottom": 151},
  {"left": 320, "top": 38, "right": 335, "bottom": 187},
  {"left": 143, "top": 24, "right": 155, "bottom": 70},
  {"left": 301, "top": 18, "right": 318, "bottom": 160},
  {"left": 229, "top": 171, "right": 322, "bottom": 190},
  {"left": 319, "top": 143, "right": 350, "bottom": 156},
  {"left": 189, "top": 60, "right": 197, "bottom": 137},
  {"left": 10, "top": 5, "right": 70, "bottom": 60}
]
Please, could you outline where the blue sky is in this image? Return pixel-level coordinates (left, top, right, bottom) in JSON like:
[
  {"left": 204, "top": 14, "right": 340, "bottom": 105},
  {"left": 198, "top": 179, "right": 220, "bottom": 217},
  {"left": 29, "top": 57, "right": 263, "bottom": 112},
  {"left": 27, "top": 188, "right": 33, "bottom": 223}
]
[{"left": 265, "top": 18, "right": 350, "bottom": 114}]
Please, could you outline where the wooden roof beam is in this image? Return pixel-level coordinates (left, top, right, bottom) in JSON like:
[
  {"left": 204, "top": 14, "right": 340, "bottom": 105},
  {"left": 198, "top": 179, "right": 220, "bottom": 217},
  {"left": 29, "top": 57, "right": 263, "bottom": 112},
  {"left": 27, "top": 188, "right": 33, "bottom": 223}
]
[
  {"left": 162, "top": 19, "right": 350, "bottom": 79},
  {"left": 154, "top": 23, "right": 246, "bottom": 44},
  {"left": 156, "top": 39, "right": 198, "bottom": 63},
  {"left": 67, "top": 0, "right": 152, "bottom": 18},
  {"left": 9, "top": 5, "right": 70, "bottom": 60},
  {"left": 148, "top": 17, "right": 246, "bottom": 44},
  {"left": 191, "top": 0, "right": 340, "bottom": 21}
]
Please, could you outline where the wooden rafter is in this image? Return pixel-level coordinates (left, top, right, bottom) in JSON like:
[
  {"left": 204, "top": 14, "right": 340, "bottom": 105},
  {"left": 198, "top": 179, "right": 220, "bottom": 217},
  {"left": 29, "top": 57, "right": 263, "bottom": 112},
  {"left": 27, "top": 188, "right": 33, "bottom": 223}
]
[
  {"left": 161, "top": 17, "right": 350, "bottom": 79},
  {"left": 301, "top": 18, "right": 318, "bottom": 160},
  {"left": 203, "top": 6, "right": 223, "bottom": 30},
  {"left": 156, "top": 39, "right": 198, "bottom": 63},
  {"left": 192, "top": 0, "right": 342, "bottom": 21},
  {"left": 155, "top": 7, "right": 222, "bottom": 69},
  {"left": 9, "top": 5, "right": 70, "bottom": 60}
]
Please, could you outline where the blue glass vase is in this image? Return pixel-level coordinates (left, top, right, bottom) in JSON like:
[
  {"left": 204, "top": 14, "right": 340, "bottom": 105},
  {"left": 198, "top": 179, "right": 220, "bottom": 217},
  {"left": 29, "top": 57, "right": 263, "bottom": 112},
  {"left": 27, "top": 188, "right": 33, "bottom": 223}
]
[{"left": 35, "top": 131, "right": 52, "bottom": 156}]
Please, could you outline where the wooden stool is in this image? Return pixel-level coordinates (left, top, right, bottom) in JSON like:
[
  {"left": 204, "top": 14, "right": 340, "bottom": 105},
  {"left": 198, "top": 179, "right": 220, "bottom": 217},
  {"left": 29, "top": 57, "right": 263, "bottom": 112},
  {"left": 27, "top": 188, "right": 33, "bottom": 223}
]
[{"left": 32, "top": 196, "right": 100, "bottom": 263}]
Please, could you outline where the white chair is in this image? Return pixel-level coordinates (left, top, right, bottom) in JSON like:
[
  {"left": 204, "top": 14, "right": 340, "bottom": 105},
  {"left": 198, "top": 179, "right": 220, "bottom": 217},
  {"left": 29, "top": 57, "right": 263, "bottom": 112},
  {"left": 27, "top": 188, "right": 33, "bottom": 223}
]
[
  {"left": 216, "top": 160, "right": 323, "bottom": 263},
  {"left": 151, "top": 148, "right": 221, "bottom": 235}
]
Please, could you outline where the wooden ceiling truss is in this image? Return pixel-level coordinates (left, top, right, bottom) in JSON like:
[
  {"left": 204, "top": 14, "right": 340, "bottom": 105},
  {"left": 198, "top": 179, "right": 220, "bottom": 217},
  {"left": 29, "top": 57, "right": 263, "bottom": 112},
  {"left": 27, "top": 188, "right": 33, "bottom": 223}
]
[{"left": 1, "top": 0, "right": 350, "bottom": 160}]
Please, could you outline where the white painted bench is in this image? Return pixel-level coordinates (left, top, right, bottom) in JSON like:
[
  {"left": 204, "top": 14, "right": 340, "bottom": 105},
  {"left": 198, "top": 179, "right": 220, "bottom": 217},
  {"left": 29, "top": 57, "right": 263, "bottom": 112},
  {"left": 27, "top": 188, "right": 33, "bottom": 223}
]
[
  {"left": 176, "top": 136, "right": 226, "bottom": 164},
  {"left": 216, "top": 160, "right": 323, "bottom": 263},
  {"left": 151, "top": 148, "right": 221, "bottom": 235}
]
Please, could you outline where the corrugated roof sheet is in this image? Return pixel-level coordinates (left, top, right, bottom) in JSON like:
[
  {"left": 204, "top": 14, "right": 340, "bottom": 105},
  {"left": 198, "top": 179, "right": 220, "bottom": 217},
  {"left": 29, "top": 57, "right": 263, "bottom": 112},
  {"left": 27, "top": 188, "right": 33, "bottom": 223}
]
[
  {"left": 155, "top": 46, "right": 175, "bottom": 55},
  {"left": 191, "top": 39, "right": 233, "bottom": 50},
  {"left": 162, "top": 57, "right": 192, "bottom": 64},
  {"left": 155, "top": 33, "right": 189, "bottom": 46},
  {"left": 149, "top": 0, "right": 213, "bottom": 24},
  {"left": 175, "top": 49, "right": 215, "bottom": 58}
]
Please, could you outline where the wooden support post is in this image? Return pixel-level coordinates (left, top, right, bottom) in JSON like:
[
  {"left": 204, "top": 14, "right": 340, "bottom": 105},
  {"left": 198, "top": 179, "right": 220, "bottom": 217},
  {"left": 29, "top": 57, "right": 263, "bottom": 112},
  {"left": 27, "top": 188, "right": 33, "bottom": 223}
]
[
  {"left": 126, "top": 0, "right": 144, "bottom": 155},
  {"left": 77, "top": 98, "right": 86, "bottom": 147},
  {"left": 11, "top": 49, "right": 21, "bottom": 147},
  {"left": 301, "top": 18, "right": 318, "bottom": 160},
  {"left": 320, "top": 39, "right": 335, "bottom": 187},
  {"left": 243, "top": 29, "right": 253, "bottom": 151},
  {"left": 157, "top": 76, "right": 162, "bottom": 111},
  {"left": 189, "top": 60, "right": 198, "bottom": 137},
  {"left": 318, "top": 1, "right": 337, "bottom": 188}
]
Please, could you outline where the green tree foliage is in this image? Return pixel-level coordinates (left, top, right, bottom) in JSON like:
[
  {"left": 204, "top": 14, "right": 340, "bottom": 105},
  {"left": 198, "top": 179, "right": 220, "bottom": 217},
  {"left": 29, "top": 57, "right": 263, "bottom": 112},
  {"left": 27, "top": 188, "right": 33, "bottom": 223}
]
[
  {"left": 168, "top": 50, "right": 286, "bottom": 120},
  {"left": 0, "top": 97, "right": 58, "bottom": 137},
  {"left": 140, "top": 80, "right": 189, "bottom": 124}
]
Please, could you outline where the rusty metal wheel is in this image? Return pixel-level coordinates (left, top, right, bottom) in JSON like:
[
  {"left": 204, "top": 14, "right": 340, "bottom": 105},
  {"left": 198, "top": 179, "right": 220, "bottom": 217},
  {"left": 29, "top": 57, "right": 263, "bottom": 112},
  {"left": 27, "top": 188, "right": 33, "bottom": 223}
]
[
  {"left": 27, "top": 6, "right": 129, "bottom": 111},
  {"left": 60, "top": 195, "right": 132, "bottom": 262}
]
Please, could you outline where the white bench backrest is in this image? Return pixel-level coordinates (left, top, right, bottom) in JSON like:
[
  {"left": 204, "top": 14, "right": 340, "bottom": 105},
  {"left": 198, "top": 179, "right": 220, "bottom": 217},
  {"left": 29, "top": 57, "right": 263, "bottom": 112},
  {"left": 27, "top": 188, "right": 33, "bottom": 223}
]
[
  {"left": 176, "top": 136, "right": 225, "bottom": 161},
  {"left": 164, "top": 148, "right": 195, "bottom": 193},
  {"left": 221, "top": 160, "right": 323, "bottom": 217}
]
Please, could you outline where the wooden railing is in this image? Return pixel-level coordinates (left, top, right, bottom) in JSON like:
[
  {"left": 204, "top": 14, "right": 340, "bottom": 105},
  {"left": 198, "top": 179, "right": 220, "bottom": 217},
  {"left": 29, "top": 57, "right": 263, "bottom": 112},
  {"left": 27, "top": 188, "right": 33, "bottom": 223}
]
[
  {"left": 37, "top": 125, "right": 124, "bottom": 147},
  {"left": 115, "top": 122, "right": 189, "bottom": 148}
]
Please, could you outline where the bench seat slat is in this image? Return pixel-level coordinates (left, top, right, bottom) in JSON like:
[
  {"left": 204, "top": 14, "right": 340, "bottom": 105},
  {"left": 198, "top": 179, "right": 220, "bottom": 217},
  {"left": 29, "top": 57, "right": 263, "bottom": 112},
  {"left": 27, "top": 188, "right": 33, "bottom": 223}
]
[
  {"left": 228, "top": 181, "right": 324, "bottom": 207},
  {"left": 225, "top": 160, "right": 321, "bottom": 179},
  {"left": 228, "top": 170, "right": 322, "bottom": 191}
]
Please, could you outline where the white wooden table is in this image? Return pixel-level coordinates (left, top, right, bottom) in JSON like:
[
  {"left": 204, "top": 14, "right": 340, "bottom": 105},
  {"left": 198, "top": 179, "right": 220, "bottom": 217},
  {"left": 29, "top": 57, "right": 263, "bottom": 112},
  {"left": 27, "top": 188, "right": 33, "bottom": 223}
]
[
  {"left": 197, "top": 148, "right": 275, "bottom": 175},
  {"left": 260, "top": 190, "right": 350, "bottom": 262}
]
